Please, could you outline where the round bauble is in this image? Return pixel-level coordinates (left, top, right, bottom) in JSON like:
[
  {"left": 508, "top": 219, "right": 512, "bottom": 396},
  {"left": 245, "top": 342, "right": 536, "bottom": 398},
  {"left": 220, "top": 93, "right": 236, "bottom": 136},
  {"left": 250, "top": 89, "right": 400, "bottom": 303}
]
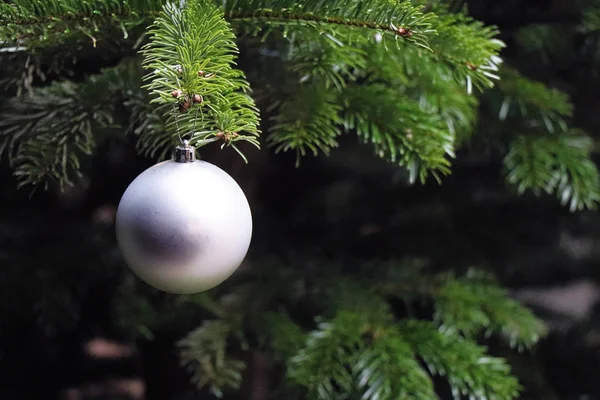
[{"left": 115, "top": 145, "right": 252, "bottom": 294}]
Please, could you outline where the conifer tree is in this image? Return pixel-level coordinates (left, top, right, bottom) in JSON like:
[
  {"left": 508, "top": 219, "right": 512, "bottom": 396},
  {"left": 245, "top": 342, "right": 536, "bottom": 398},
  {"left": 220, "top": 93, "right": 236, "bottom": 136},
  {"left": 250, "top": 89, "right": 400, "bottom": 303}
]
[{"left": 0, "top": 0, "right": 597, "bottom": 399}]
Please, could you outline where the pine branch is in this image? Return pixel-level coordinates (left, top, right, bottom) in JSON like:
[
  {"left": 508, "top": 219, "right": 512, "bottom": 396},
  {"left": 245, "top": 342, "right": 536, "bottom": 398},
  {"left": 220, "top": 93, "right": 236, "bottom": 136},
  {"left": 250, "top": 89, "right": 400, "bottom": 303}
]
[
  {"left": 504, "top": 131, "right": 600, "bottom": 211},
  {"left": 268, "top": 82, "right": 342, "bottom": 164},
  {"left": 287, "top": 311, "right": 362, "bottom": 398},
  {"left": 399, "top": 320, "right": 522, "bottom": 400},
  {"left": 422, "top": 2, "right": 505, "bottom": 91},
  {"left": 494, "top": 66, "right": 573, "bottom": 134},
  {"left": 0, "top": 75, "right": 111, "bottom": 188},
  {"left": 433, "top": 270, "right": 547, "bottom": 350},
  {"left": 178, "top": 320, "right": 246, "bottom": 398},
  {"left": 342, "top": 83, "right": 454, "bottom": 184},
  {"left": 227, "top": 1, "right": 503, "bottom": 91},
  {"left": 362, "top": 41, "right": 479, "bottom": 144},
  {"left": 354, "top": 327, "right": 436, "bottom": 400},
  {"left": 284, "top": 27, "right": 368, "bottom": 91},
  {"left": 286, "top": 310, "right": 435, "bottom": 400},
  {"left": 0, "top": 59, "right": 148, "bottom": 188},
  {"left": 223, "top": 0, "right": 436, "bottom": 50},
  {"left": 286, "top": 304, "right": 525, "bottom": 400},
  {"left": 0, "top": 0, "right": 162, "bottom": 47},
  {"left": 125, "top": 86, "right": 170, "bottom": 159},
  {"left": 140, "top": 0, "right": 260, "bottom": 160}
]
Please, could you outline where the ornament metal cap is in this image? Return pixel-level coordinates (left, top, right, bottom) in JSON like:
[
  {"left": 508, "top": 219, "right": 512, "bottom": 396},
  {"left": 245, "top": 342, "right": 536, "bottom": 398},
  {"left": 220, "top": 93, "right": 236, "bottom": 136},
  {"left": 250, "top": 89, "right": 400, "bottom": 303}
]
[{"left": 174, "top": 140, "right": 195, "bottom": 163}]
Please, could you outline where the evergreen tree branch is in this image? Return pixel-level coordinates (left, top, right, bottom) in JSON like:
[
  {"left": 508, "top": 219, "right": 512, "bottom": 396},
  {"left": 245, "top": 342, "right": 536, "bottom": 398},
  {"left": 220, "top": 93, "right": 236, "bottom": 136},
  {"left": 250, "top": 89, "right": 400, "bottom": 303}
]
[
  {"left": 362, "top": 41, "right": 479, "bottom": 144},
  {"left": 268, "top": 82, "right": 342, "bottom": 164},
  {"left": 494, "top": 66, "right": 573, "bottom": 134},
  {"left": 0, "top": 59, "right": 154, "bottom": 188},
  {"left": 399, "top": 320, "right": 522, "bottom": 400},
  {"left": 140, "top": 0, "right": 260, "bottom": 160},
  {"left": 0, "top": 0, "right": 162, "bottom": 47},
  {"left": 422, "top": 2, "right": 505, "bottom": 91},
  {"left": 0, "top": 68, "right": 127, "bottom": 188},
  {"left": 354, "top": 329, "right": 436, "bottom": 400},
  {"left": 342, "top": 83, "right": 454, "bottom": 184},
  {"left": 504, "top": 131, "right": 600, "bottom": 211},
  {"left": 178, "top": 320, "right": 246, "bottom": 398},
  {"left": 0, "top": 0, "right": 503, "bottom": 96},
  {"left": 229, "top": 1, "right": 503, "bottom": 91},
  {"left": 172, "top": 265, "right": 542, "bottom": 400},
  {"left": 286, "top": 310, "right": 436, "bottom": 400},
  {"left": 223, "top": 0, "right": 436, "bottom": 50},
  {"left": 284, "top": 27, "right": 368, "bottom": 91},
  {"left": 433, "top": 270, "right": 548, "bottom": 350},
  {"left": 287, "top": 311, "right": 362, "bottom": 398}
]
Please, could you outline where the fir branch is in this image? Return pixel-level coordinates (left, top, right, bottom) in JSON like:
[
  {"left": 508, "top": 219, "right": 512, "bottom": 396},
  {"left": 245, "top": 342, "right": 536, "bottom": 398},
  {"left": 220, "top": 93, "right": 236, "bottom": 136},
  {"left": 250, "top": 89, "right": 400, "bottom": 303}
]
[
  {"left": 287, "top": 310, "right": 435, "bottom": 400},
  {"left": 399, "top": 320, "right": 522, "bottom": 400},
  {"left": 228, "top": 1, "right": 502, "bottom": 91},
  {"left": 0, "top": 0, "right": 162, "bottom": 47},
  {"left": 0, "top": 75, "right": 113, "bottom": 188},
  {"left": 222, "top": 0, "right": 436, "bottom": 50},
  {"left": 342, "top": 83, "right": 454, "bottom": 184},
  {"left": 354, "top": 327, "right": 436, "bottom": 400},
  {"left": 504, "top": 132, "right": 600, "bottom": 211},
  {"left": 284, "top": 27, "right": 368, "bottom": 91},
  {"left": 124, "top": 88, "right": 170, "bottom": 159},
  {"left": 268, "top": 83, "right": 342, "bottom": 164},
  {"left": 0, "top": 59, "right": 147, "bottom": 188},
  {"left": 434, "top": 270, "right": 547, "bottom": 350},
  {"left": 178, "top": 320, "right": 246, "bottom": 398},
  {"left": 287, "top": 311, "right": 363, "bottom": 398},
  {"left": 495, "top": 66, "right": 573, "bottom": 134},
  {"left": 140, "top": 0, "right": 260, "bottom": 158},
  {"left": 423, "top": 3, "right": 505, "bottom": 91},
  {"left": 363, "top": 41, "right": 479, "bottom": 143}
]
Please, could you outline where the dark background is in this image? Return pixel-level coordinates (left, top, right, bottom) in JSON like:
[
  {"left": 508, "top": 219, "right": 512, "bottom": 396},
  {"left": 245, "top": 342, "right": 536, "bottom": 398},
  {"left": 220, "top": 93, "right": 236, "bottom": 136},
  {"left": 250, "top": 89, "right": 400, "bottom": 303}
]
[{"left": 1, "top": 0, "right": 600, "bottom": 399}]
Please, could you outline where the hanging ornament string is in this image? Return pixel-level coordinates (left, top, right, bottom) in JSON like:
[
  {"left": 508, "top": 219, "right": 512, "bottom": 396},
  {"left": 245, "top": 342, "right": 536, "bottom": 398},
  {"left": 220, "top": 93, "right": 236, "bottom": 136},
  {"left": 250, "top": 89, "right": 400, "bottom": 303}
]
[
  {"left": 191, "top": 106, "right": 199, "bottom": 138},
  {"left": 171, "top": 95, "right": 201, "bottom": 146},
  {"left": 171, "top": 101, "right": 184, "bottom": 145}
]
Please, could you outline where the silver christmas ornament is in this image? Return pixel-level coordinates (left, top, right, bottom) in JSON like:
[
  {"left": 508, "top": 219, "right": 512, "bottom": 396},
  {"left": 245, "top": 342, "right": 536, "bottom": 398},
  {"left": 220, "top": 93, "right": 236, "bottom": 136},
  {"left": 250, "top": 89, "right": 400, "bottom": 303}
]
[{"left": 115, "top": 141, "right": 252, "bottom": 294}]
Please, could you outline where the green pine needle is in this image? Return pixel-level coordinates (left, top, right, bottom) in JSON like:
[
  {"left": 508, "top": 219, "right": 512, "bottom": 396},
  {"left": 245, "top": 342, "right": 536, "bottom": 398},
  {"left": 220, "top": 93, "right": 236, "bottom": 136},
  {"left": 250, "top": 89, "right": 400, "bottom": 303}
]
[
  {"left": 0, "top": 63, "right": 140, "bottom": 188},
  {"left": 354, "top": 327, "right": 436, "bottom": 400},
  {"left": 287, "top": 311, "right": 363, "bottom": 398},
  {"left": 140, "top": 0, "right": 260, "bottom": 156},
  {"left": 399, "top": 320, "right": 522, "bottom": 400},
  {"left": 178, "top": 320, "right": 246, "bottom": 398},
  {"left": 363, "top": 40, "right": 479, "bottom": 143},
  {"left": 495, "top": 66, "right": 573, "bottom": 134},
  {"left": 504, "top": 131, "right": 600, "bottom": 211},
  {"left": 0, "top": 0, "right": 162, "bottom": 48},
  {"left": 434, "top": 270, "right": 548, "bottom": 350},
  {"left": 268, "top": 82, "right": 342, "bottom": 164},
  {"left": 287, "top": 310, "right": 435, "bottom": 400},
  {"left": 223, "top": 0, "right": 437, "bottom": 51},
  {"left": 342, "top": 83, "right": 455, "bottom": 184}
]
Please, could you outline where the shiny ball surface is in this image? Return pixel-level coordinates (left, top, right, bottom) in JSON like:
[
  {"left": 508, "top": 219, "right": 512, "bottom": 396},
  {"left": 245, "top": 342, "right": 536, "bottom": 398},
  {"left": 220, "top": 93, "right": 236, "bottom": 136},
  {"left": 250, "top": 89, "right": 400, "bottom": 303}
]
[{"left": 115, "top": 160, "right": 252, "bottom": 294}]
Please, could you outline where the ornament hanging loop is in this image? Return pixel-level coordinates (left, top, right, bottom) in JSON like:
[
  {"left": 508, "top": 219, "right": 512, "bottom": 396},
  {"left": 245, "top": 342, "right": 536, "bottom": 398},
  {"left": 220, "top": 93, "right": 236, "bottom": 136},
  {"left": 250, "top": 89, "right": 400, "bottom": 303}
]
[{"left": 174, "top": 140, "right": 196, "bottom": 163}]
